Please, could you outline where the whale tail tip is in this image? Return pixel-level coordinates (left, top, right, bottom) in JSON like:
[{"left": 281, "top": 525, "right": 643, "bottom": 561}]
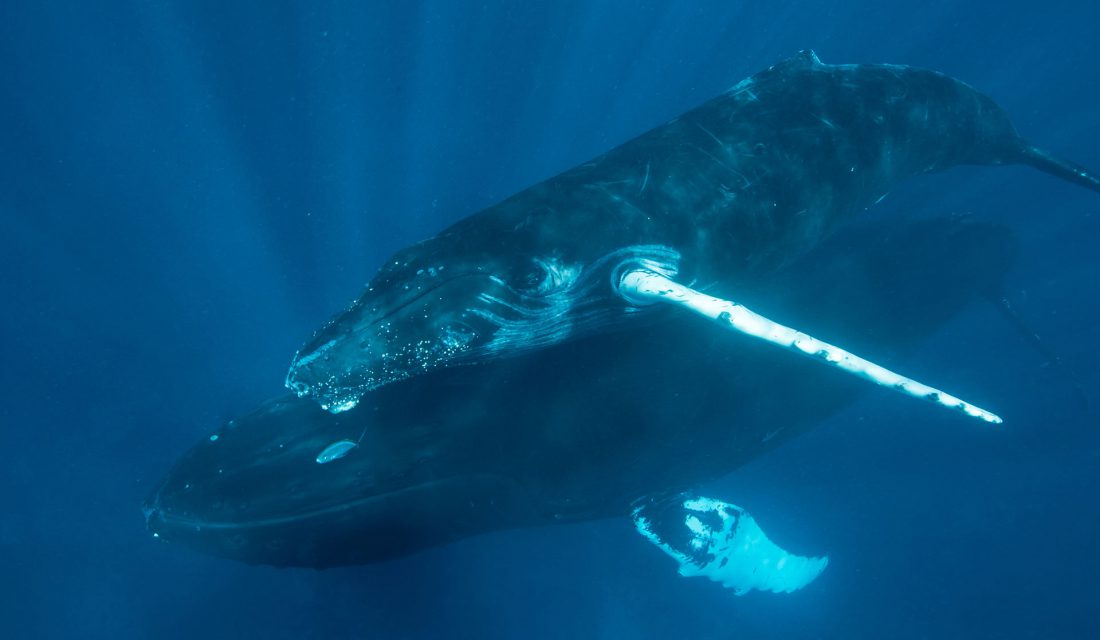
[{"left": 1018, "top": 144, "right": 1100, "bottom": 194}]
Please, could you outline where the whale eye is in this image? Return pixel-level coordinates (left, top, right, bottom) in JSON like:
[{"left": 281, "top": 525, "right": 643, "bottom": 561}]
[
  {"left": 516, "top": 258, "right": 573, "bottom": 296},
  {"left": 521, "top": 268, "right": 545, "bottom": 290}
]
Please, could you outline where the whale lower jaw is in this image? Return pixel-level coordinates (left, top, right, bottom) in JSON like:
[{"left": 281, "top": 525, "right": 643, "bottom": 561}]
[{"left": 144, "top": 473, "right": 545, "bottom": 568}]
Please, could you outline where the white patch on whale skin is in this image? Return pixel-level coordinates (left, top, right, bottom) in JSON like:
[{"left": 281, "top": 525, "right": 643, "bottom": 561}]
[
  {"left": 616, "top": 268, "right": 1003, "bottom": 425},
  {"left": 316, "top": 439, "right": 357, "bottom": 464},
  {"left": 325, "top": 399, "right": 359, "bottom": 414},
  {"left": 439, "top": 322, "right": 477, "bottom": 349},
  {"left": 633, "top": 496, "right": 828, "bottom": 596},
  {"left": 727, "top": 76, "right": 755, "bottom": 95},
  {"left": 291, "top": 339, "right": 336, "bottom": 368}
]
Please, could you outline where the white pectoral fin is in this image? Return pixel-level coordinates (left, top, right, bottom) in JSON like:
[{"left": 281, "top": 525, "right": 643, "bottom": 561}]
[
  {"left": 633, "top": 493, "right": 827, "bottom": 596},
  {"left": 617, "top": 268, "right": 1001, "bottom": 425}
]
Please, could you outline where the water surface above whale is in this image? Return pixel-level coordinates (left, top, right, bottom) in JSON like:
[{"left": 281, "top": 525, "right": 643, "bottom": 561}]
[{"left": 284, "top": 51, "right": 1098, "bottom": 417}]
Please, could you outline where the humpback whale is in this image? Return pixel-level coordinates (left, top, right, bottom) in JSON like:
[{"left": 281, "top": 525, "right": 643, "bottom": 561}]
[
  {"left": 284, "top": 51, "right": 1098, "bottom": 420},
  {"left": 148, "top": 53, "right": 1098, "bottom": 596},
  {"left": 147, "top": 214, "right": 1018, "bottom": 592}
]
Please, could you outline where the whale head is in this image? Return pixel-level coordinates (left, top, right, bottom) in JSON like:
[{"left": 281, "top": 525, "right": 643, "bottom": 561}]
[
  {"left": 285, "top": 209, "right": 679, "bottom": 412},
  {"left": 142, "top": 393, "right": 550, "bottom": 567}
]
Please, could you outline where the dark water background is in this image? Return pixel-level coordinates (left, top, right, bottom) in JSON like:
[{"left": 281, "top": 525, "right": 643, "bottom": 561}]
[{"left": 3, "top": 1, "right": 1098, "bottom": 638}]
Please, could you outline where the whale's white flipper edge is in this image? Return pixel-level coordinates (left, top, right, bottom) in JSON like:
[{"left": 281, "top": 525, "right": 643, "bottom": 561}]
[{"left": 617, "top": 268, "right": 1002, "bottom": 425}]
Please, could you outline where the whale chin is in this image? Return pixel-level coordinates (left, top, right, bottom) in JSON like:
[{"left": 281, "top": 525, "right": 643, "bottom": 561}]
[{"left": 145, "top": 474, "right": 538, "bottom": 567}]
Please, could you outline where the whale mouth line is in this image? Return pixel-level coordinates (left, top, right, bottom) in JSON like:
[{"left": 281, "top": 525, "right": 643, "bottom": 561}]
[{"left": 147, "top": 474, "right": 486, "bottom": 533}]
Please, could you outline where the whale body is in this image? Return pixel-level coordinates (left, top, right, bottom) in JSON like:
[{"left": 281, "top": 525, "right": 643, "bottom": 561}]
[{"left": 283, "top": 51, "right": 1097, "bottom": 415}]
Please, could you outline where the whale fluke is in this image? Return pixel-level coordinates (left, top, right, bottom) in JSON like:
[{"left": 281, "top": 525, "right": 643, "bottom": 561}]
[{"left": 1019, "top": 145, "right": 1100, "bottom": 194}]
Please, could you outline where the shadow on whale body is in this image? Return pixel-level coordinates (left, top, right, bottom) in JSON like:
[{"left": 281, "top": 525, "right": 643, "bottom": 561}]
[
  {"left": 146, "top": 215, "right": 1017, "bottom": 568},
  {"left": 284, "top": 51, "right": 1098, "bottom": 415}
]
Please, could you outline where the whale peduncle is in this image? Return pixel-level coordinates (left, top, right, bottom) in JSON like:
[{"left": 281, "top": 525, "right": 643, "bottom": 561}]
[{"left": 1018, "top": 145, "right": 1100, "bottom": 194}]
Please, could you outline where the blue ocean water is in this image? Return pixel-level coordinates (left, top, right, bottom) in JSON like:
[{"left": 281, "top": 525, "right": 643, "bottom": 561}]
[{"left": 3, "top": 1, "right": 1098, "bottom": 638}]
